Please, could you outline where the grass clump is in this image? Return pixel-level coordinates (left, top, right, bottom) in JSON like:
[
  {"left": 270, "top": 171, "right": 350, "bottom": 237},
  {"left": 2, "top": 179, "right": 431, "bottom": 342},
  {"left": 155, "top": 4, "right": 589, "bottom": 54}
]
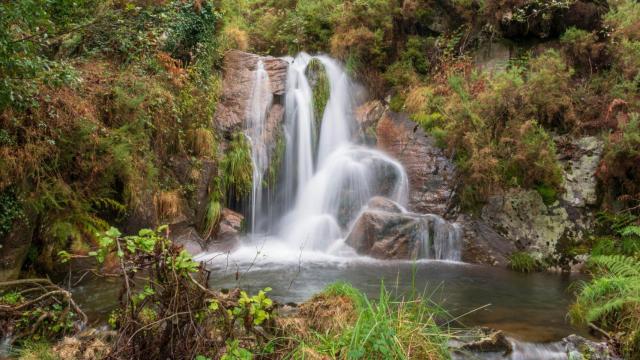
[
  {"left": 570, "top": 255, "right": 640, "bottom": 357},
  {"left": 14, "top": 341, "right": 59, "bottom": 360},
  {"left": 288, "top": 281, "right": 450, "bottom": 360},
  {"left": 508, "top": 252, "right": 542, "bottom": 273}
]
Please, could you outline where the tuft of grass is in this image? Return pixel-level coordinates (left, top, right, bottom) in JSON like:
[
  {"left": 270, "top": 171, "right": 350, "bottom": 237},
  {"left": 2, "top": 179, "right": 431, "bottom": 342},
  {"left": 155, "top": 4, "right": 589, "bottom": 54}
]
[
  {"left": 508, "top": 252, "right": 540, "bottom": 273},
  {"left": 14, "top": 341, "right": 59, "bottom": 360},
  {"left": 156, "top": 190, "right": 182, "bottom": 222},
  {"left": 219, "top": 132, "right": 253, "bottom": 203},
  {"left": 190, "top": 128, "right": 216, "bottom": 158},
  {"left": 289, "top": 281, "right": 450, "bottom": 360}
]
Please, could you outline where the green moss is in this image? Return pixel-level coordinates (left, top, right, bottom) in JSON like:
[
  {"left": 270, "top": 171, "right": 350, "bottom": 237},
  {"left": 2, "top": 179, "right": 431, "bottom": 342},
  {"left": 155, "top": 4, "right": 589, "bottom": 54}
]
[
  {"left": 267, "top": 132, "right": 286, "bottom": 187},
  {"left": 307, "top": 59, "right": 330, "bottom": 123},
  {"left": 535, "top": 184, "right": 557, "bottom": 205}
]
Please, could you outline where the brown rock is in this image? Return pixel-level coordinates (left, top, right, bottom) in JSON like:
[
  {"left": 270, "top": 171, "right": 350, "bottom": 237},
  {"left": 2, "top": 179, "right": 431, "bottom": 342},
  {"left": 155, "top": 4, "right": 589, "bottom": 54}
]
[
  {"left": 213, "top": 50, "right": 288, "bottom": 140},
  {"left": 346, "top": 209, "right": 422, "bottom": 259},
  {"left": 459, "top": 215, "right": 516, "bottom": 267},
  {"left": 376, "top": 111, "right": 456, "bottom": 217},
  {"left": 355, "top": 100, "right": 385, "bottom": 142},
  {"left": 460, "top": 329, "right": 512, "bottom": 354},
  {"left": 345, "top": 197, "right": 461, "bottom": 260},
  {"left": 209, "top": 208, "right": 244, "bottom": 251}
]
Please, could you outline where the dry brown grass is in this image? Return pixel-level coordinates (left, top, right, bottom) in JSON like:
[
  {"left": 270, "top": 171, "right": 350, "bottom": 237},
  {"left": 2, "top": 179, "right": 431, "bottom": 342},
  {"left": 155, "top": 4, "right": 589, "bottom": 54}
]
[
  {"left": 189, "top": 128, "right": 215, "bottom": 158},
  {"left": 156, "top": 190, "right": 182, "bottom": 222},
  {"left": 404, "top": 86, "right": 435, "bottom": 114},
  {"left": 298, "top": 294, "right": 357, "bottom": 334},
  {"left": 223, "top": 25, "right": 249, "bottom": 52}
]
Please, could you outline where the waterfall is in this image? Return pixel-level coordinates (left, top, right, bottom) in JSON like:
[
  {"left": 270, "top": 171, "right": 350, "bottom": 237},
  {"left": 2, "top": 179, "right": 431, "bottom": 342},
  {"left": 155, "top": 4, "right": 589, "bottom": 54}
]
[
  {"left": 236, "top": 54, "right": 461, "bottom": 261},
  {"left": 419, "top": 215, "right": 462, "bottom": 261},
  {"left": 245, "top": 60, "right": 273, "bottom": 235}
]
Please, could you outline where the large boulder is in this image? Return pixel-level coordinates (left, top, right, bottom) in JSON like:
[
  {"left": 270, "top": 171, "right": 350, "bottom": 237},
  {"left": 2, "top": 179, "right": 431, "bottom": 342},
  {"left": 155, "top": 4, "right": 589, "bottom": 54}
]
[
  {"left": 460, "top": 136, "right": 603, "bottom": 268},
  {"left": 376, "top": 111, "right": 456, "bottom": 217},
  {"left": 480, "top": 189, "right": 591, "bottom": 265},
  {"left": 345, "top": 197, "right": 461, "bottom": 260}
]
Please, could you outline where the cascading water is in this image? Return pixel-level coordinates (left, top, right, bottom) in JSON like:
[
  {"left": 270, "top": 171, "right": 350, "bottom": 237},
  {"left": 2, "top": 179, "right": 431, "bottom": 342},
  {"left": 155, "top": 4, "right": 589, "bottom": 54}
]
[
  {"left": 245, "top": 61, "right": 273, "bottom": 235},
  {"left": 201, "top": 53, "right": 461, "bottom": 262}
]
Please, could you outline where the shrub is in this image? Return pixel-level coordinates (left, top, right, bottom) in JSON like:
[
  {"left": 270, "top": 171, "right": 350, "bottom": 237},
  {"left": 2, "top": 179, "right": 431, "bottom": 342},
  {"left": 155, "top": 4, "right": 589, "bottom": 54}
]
[
  {"left": 525, "top": 50, "right": 576, "bottom": 130},
  {"left": 498, "top": 120, "right": 563, "bottom": 191},
  {"left": 561, "top": 27, "right": 609, "bottom": 74},
  {"left": 164, "top": 1, "right": 221, "bottom": 65},
  {"left": 383, "top": 61, "right": 420, "bottom": 89}
]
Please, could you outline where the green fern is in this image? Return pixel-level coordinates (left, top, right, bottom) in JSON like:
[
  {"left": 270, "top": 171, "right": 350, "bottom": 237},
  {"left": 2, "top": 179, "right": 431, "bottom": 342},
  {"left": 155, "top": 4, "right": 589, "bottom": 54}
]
[
  {"left": 571, "top": 255, "right": 640, "bottom": 357},
  {"left": 589, "top": 255, "right": 640, "bottom": 278},
  {"left": 621, "top": 225, "right": 640, "bottom": 238}
]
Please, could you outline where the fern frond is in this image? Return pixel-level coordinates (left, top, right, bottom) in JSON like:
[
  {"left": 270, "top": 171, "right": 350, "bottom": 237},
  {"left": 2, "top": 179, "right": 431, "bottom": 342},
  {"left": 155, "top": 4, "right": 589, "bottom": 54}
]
[
  {"left": 621, "top": 225, "right": 640, "bottom": 238},
  {"left": 589, "top": 255, "right": 640, "bottom": 278}
]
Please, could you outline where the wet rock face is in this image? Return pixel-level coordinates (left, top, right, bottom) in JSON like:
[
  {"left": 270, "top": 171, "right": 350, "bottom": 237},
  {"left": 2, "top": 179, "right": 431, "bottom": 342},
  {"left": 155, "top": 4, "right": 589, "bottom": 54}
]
[
  {"left": 459, "top": 215, "right": 516, "bottom": 267},
  {"left": 451, "top": 331, "right": 619, "bottom": 360},
  {"left": 213, "top": 50, "right": 288, "bottom": 143},
  {"left": 481, "top": 190, "right": 570, "bottom": 260},
  {"left": 376, "top": 111, "right": 456, "bottom": 218}
]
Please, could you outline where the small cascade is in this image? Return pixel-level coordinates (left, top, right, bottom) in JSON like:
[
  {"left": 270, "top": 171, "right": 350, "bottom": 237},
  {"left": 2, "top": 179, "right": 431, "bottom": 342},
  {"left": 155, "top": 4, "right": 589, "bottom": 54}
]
[
  {"left": 419, "top": 215, "right": 462, "bottom": 261},
  {"left": 245, "top": 60, "right": 273, "bottom": 234}
]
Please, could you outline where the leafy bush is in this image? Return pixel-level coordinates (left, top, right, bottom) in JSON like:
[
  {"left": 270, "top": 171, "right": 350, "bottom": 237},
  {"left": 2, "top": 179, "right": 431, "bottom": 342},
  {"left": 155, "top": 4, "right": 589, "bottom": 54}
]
[
  {"left": 0, "top": 187, "right": 25, "bottom": 238},
  {"left": 164, "top": 1, "right": 221, "bottom": 64},
  {"left": 524, "top": 50, "right": 576, "bottom": 129}
]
